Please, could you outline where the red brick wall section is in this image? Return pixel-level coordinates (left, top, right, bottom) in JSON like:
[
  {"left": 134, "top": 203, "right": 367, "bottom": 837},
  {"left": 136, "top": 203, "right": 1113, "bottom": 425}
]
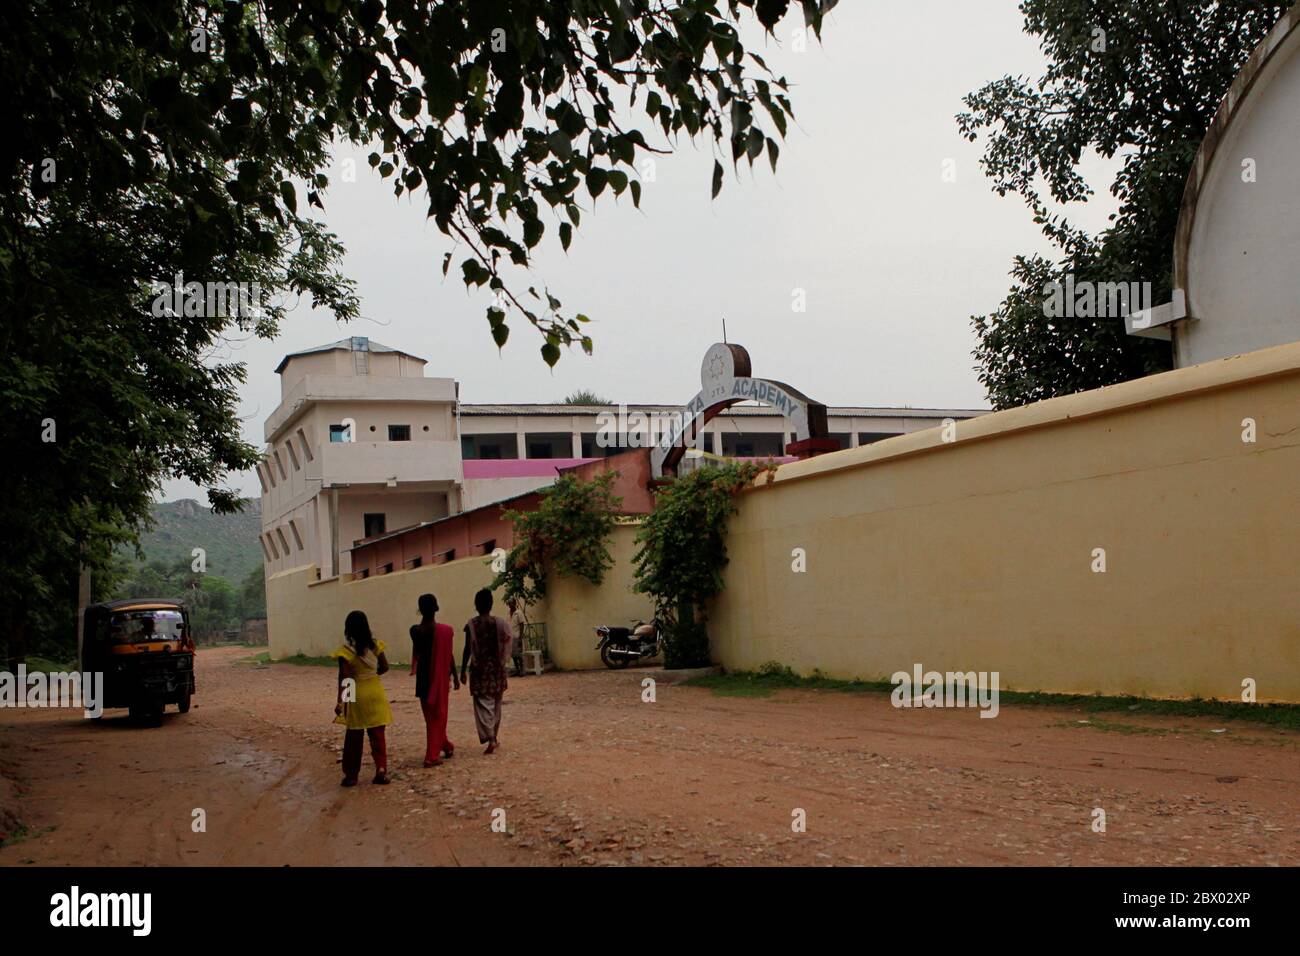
[{"left": 349, "top": 448, "right": 654, "bottom": 575}]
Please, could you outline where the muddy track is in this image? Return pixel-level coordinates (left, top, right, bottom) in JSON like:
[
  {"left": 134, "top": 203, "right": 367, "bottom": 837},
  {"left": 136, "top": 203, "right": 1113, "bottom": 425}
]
[{"left": 2, "top": 645, "right": 1298, "bottom": 866}]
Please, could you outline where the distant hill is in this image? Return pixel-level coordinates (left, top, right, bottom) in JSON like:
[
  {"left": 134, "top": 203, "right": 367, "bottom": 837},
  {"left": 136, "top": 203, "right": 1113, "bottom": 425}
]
[{"left": 124, "top": 498, "right": 264, "bottom": 582}]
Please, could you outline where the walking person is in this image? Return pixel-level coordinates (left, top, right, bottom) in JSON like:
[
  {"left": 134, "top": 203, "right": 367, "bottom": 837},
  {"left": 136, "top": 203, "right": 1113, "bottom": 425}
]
[
  {"left": 331, "top": 610, "right": 392, "bottom": 786},
  {"left": 409, "top": 593, "right": 458, "bottom": 767},
  {"left": 508, "top": 603, "right": 529, "bottom": 677},
  {"left": 460, "top": 588, "right": 513, "bottom": 754}
]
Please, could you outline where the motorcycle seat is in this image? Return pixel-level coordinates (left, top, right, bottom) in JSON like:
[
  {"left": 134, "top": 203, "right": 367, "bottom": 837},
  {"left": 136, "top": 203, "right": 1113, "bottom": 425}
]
[{"left": 605, "top": 626, "right": 631, "bottom": 640}]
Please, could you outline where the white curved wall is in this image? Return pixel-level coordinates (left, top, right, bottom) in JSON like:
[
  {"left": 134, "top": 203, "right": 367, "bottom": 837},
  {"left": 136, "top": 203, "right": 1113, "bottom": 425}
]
[{"left": 1181, "top": 23, "right": 1300, "bottom": 366}]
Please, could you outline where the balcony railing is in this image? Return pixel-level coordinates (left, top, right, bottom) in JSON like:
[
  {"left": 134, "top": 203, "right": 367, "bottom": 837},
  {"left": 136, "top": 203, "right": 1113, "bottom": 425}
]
[{"left": 316, "top": 439, "right": 462, "bottom": 486}]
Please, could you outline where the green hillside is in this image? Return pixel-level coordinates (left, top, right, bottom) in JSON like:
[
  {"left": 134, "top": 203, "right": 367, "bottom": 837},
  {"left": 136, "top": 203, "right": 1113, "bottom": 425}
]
[{"left": 126, "top": 498, "right": 264, "bottom": 580}]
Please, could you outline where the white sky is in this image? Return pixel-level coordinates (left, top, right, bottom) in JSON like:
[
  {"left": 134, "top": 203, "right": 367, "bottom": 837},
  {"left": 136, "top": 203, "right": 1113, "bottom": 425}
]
[{"left": 165, "top": 0, "right": 1121, "bottom": 503}]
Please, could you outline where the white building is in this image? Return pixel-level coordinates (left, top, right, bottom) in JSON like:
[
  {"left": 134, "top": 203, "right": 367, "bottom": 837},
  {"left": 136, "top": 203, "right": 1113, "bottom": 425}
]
[
  {"left": 1126, "top": 9, "right": 1300, "bottom": 365},
  {"left": 260, "top": 336, "right": 984, "bottom": 578}
]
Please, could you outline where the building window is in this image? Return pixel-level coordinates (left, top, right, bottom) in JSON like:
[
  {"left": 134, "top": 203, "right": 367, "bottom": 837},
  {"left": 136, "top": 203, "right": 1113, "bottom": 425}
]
[
  {"left": 388, "top": 424, "right": 411, "bottom": 442},
  {"left": 273, "top": 451, "right": 288, "bottom": 481},
  {"left": 276, "top": 527, "right": 290, "bottom": 555},
  {"left": 580, "top": 433, "right": 621, "bottom": 458},
  {"left": 286, "top": 440, "right": 301, "bottom": 471},
  {"left": 720, "top": 433, "right": 785, "bottom": 459},
  {"left": 329, "top": 423, "right": 351, "bottom": 443},
  {"left": 858, "top": 432, "right": 898, "bottom": 445},
  {"left": 256, "top": 465, "right": 269, "bottom": 494},
  {"left": 363, "top": 513, "right": 386, "bottom": 538},
  {"left": 264, "top": 533, "right": 279, "bottom": 559},
  {"left": 828, "top": 433, "right": 851, "bottom": 450},
  {"left": 461, "top": 434, "right": 519, "bottom": 460},
  {"left": 265, "top": 458, "right": 277, "bottom": 487},
  {"left": 297, "top": 427, "right": 314, "bottom": 461},
  {"left": 289, "top": 519, "right": 304, "bottom": 551},
  {"left": 259, "top": 535, "right": 273, "bottom": 561},
  {"left": 524, "top": 432, "right": 571, "bottom": 459}
]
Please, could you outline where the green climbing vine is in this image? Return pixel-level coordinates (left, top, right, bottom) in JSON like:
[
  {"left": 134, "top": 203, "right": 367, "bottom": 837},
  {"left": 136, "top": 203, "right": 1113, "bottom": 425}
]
[
  {"left": 492, "top": 470, "right": 622, "bottom": 617},
  {"left": 632, "top": 461, "right": 773, "bottom": 668}
]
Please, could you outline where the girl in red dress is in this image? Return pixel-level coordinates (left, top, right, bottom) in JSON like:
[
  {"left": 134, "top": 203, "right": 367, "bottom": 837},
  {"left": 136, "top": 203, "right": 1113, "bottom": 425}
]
[{"left": 409, "top": 593, "right": 459, "bottom": 767}]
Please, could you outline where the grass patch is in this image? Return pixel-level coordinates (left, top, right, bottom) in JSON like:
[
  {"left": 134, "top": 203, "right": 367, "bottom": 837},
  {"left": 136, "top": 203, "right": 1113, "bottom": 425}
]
[
  {"left": 18, "top": 656, "right": 75, "bottom": 674},
  {"left": 685, "top": 662, "right": 887, "bottom": 698},
  {"left": 0, "top": 824, "right": 55, "bottom": 849},
  {"left": 234, "top": 651, "right": 410, "bottom": 668},
  {"left": 685, "top": 663, "right": 1300, "bottom": 732},
  {"left": 276, "top": 653, "right": 338, "bottom": 667}
]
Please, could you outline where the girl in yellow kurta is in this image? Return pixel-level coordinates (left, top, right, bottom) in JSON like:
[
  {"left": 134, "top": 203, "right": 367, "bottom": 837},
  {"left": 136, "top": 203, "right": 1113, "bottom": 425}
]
[{"left": 331, "top": 611, "right": 393, "bottom": 786}]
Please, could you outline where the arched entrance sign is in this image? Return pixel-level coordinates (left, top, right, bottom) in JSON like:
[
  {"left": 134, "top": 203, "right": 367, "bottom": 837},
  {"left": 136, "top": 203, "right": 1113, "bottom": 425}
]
[{"left": 650, "top": 342, "right": 834, "bottom": 478}]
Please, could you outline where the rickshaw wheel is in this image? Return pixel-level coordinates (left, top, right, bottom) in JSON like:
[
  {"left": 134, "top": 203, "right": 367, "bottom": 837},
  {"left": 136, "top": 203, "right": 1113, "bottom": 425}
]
[{"left": 178, "top": 689, "right": 192, "bottom": 714}]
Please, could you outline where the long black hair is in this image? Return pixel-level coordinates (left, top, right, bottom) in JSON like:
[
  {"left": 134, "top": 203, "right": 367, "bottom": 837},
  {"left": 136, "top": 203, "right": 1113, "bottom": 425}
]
[
  {"left": 418, "top": 593, "right": 438, "bottom": 619},
  {"left": 344, "top": 610, "right": 376, "bottom": 655}
]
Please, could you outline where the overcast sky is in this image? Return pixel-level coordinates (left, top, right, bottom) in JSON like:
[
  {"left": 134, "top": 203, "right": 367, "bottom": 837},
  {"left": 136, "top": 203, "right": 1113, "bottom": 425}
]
[{"left": 164, "top": 0, "right": 1121, "bottom": 503}]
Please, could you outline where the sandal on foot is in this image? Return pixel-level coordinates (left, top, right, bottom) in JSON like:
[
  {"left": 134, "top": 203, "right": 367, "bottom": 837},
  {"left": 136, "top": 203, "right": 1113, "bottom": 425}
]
[{"left": 373, "top": 771, "right": 391, "bottom": 784}]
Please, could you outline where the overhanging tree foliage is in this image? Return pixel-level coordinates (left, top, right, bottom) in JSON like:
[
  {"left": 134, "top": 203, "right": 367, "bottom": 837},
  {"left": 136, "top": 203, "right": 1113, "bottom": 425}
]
[
  {"left": 632, "top": 461, "right": 769, "bottom": 668},
  {"left": 958, "top": 0, "right": 1287, "bottom": 410},
  {"left": 1, "top": 0, "right": 835, "bottom": 658}
]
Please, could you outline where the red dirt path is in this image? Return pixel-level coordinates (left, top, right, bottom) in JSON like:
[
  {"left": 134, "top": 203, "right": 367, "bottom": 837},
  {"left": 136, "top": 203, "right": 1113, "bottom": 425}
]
[{"left": 2, "top": 645, "right": 1297, "bottom": 866}]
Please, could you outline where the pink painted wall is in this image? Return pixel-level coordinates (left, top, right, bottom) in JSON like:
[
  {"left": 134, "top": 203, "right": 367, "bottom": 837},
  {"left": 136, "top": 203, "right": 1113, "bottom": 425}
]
[{"left": 463, "top": 458, "right": 595, "bottom": 479}]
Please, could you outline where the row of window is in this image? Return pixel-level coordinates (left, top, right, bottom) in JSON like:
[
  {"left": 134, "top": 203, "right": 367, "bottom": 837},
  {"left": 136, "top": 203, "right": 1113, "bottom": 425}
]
[
  {"left": 261, "top": 518, "right": 306, "bottom": 562},
  {"left": 329, "top": 423, "right": 426, "bottom": 442},
  {"left": 261, "top": 423, "right": 431, "bottom": 493},
  {"left": 460, "top": 431, "right": 902, "bottom": 460},
  {"left": 261, "top": 424, "right": 907, "bottom": 492},
  {"left": 353, "top": 539, "right": 495, "bottom": 580},
  {"left": 259, "top": 427, "right": 316, "bottom": 493}
]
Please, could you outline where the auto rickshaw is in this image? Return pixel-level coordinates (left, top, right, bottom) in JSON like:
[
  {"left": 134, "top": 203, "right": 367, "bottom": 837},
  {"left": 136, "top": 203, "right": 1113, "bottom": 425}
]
[{"left": 81, "top": 599, "right": 196, "bottom": 723}]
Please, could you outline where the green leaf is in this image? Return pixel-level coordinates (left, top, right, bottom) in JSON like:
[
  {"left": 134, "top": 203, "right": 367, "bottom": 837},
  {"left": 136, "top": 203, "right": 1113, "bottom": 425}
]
[
  {"left": 711, "top": 160, "right": 723, "bottom": 199},
  {"left": 541, "top": 342, "right": 561, "bottom": 367},
  {"left": 524, "top": 217, "right": 544, "bottom": 249},
  {"left": 548, "top": 130, "right": 572, "bottom": 160},
  {"left": 461, "top": 258, "right": 490, "bottom": 287}
]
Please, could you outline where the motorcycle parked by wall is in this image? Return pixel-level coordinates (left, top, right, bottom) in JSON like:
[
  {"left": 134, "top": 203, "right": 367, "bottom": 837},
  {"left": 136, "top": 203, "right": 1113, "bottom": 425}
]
[{"left": 595, "top": 619, "right": 663, "bottom": 669}]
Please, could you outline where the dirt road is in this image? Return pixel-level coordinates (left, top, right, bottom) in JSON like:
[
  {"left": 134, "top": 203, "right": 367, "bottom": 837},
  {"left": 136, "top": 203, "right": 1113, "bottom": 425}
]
[{"left": 2, "top": 646, "right": 1298, "bottom": 866}]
